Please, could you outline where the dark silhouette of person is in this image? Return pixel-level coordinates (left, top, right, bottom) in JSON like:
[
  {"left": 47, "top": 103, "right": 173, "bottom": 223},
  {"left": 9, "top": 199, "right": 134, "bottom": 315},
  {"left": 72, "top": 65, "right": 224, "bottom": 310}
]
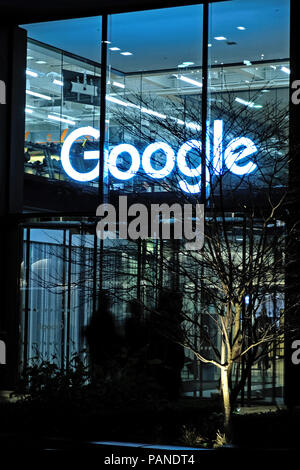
[
  {"left": 84, "top": 292, "right": 122, "bottom": 379},
  {"left": 147, "top": 290, "right": 185, "bottom": 400},
  {"left": 125, "top": 300, "right": 147, "bottom": 354}
]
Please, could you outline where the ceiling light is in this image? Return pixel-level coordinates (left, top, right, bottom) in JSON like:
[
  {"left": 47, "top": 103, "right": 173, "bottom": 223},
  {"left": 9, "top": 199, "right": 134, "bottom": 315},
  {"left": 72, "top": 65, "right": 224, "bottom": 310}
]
[
  {"left": 214, "top": 36, "right": 227, "bottom": 41},
  {"left": 174, "top": 74, "right": 203, "bottom": 88},
  {"left": 270, "top": 65, "right": 277, "bottom": 70},
  {"left": 36, "top": 60, "right": 47, "bottom": 64},
  {"left": 281, "top": 66, "right": 291, "bottom": 75},
  {"left": 237, "top": 26, "right": 246, "bottom": 30},
  {"left": 106, "top": 95, "right": 129, "bottom": 107},
  {"left": 103, "top": 41, "right": 111, "bottom": 44},
  {"left": 121, "top": 52, "right": 133, "bottom": 56},
  {"left": 208, "top": 44, "right": 212, "bottom": 47},
  {"left": 112, "top": 81, "right": 125, "bottom": 89},
  {"left": 182, "top": 61, "right": 194, "bottom": 66},
  {"left": 141, "top": 107, "right": 166, "bottom": 119},
  {"left": 25, "top": 108, "right": 33, "bottom": 114},
  {"left": 109, "top": 47, "right": 120, "bottom": 51},
  {"left": 235, "top": 97, "right": 254, "bottom": 108},
  {"left": 235, "top": 97, "right": 262, "bottom": 109},
  {"left": 26, "top": 70, "right": 38, "bottom": 77},
  {"left": 48, "top": 114, "right": 76, "bottom": 125},
  {"left": 26, "top": 90, "right": 52, "bottom": 100},
  {"left": 186, "top": 122, "right": 201, "bottom": 131},
  {"left": 53, "top": 79, "right": 64, "bottom": 86},
  {"left": 243, "top": 60, "right": 252, "bottom": 66},
  {"left": 27, "top": 56, "right": 34, "bottom": 60}
]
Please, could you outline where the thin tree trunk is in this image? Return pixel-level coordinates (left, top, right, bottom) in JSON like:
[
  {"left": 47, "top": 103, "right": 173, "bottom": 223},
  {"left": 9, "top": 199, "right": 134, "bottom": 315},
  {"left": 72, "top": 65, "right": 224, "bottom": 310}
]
[{"left": 221, "top": 366, "right": 232, "bottom": 443}]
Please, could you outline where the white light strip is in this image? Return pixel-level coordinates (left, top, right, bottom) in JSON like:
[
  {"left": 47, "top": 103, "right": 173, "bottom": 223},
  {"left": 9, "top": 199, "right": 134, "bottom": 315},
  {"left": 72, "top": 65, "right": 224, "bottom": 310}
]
[
  {"left": 106, "top": 95, "right": 129, "bottom": 107},
  {"left": 26, "top": 70, "right": 38, "bottom": 78},
  {"left": 48, "top": 114, "right": 76, "bottom": 125},
  {"left": 53, "top": 79, "right": 64, "bottom": 86},
  {"left": 214, "top": 36, "right": 227, "bottom": 40},
  {"left": 185, "top": 122, "right": 201, "bottom": 131},
  {"left": 112, "top": 81, "right": 125, "bottom": 89},
  {"left": 281, "top": 66, "right": 291, "bottom": 75},
  {"left": 107, "top": 95, "right": 200, "bottom": 129},
  {"left": 141, "top": 107, "right": 166, "bottom": 119},
  {"left": 26, "top": 90, "right": 52, "bottom": 100},
  {"left": 235, "top": 97, "right": 254, "bottom": 108},
  {"left": 235, "top": 97, "right": 263, "bottom": 109},
  {"left": 174, "top": 74, "right": 203, "bottom": 88}
]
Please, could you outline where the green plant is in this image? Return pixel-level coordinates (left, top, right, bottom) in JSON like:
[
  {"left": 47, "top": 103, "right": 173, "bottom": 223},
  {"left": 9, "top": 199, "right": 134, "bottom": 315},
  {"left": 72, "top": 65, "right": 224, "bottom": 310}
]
[{"left": 180, "top": 425, "right": 209, "bottom": 448}]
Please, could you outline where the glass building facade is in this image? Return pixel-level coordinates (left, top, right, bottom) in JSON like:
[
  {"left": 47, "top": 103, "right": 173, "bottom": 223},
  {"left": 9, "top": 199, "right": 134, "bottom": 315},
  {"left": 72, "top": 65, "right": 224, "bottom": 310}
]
[{"left": 5, "top": 0, "right": 290, "bottom": 402}]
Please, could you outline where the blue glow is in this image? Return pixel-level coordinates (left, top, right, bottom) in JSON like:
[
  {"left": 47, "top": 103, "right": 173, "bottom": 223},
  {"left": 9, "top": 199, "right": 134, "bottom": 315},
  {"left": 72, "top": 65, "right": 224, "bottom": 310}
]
[
  {"left": 84, "top": 149, "right": 109, "bottom": 179},
  {"left": 90, "top": 441, "right": 211, "bottom": 451},
  {"left": 224, "top": 137, "right": 257, "bottom": 175},
  {"left": 108, "top": 144, "right": 140, "bottom": 180},
  {"left": 178, "top": 180, "right": 202, "bottom": 194},
  {"left": 61, "top": 126, "right": 100, "bottom": 182},
  {"left": 142, "top": 142, "right": 175, "bottom": 179},
  {"left": 177, "top": 140, "right": 202, "bottom": 177},
  {"left": 213, "top": 120, "right": 223, "bottom": 175},
  {"left": 60, "top": 122, "right": 258, "bottom": 187}
]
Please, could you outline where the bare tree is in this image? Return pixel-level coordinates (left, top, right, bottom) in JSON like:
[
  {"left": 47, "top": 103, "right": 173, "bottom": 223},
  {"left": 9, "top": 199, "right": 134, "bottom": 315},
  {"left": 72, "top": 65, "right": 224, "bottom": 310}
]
[
  {"left": 101, "top": 84, "right": 297, "bottom": 442},
  {"left": 25, "top": 81, "right": 300, "bottom": 443}
]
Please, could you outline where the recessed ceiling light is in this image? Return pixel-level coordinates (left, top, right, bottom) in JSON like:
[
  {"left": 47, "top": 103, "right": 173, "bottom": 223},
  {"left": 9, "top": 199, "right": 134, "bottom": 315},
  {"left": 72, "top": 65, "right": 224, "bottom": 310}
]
[
  {"left": 235, "top": 97, "right": 262, "bottom": 109},
  {"left": 26, "top": 90, "right": 52, "bottom": 100},
  {"left": 27, "top": 56, "right": 34, "bottom": 60},
  {"left": 112, "top": 81, "right": 125, "bottom": 89},
  {"left": 36, "top": 60, "right": 47, "bottom": 64},
  {"left": 243, "top": 60, "right": 252, "bottom": 66},
  {"left": 121, "top": 52, "right": 133, "bottom": 56},
  {"left": 26, "top": 70, "right": 38, "bottom": 77},
  {"left": 182, "top": 61, "right": 194, "bottom": 66},
  {"left": 237, "top": 26, "right": 246, "bottom": 30},
  {"left": 262, "top": 89, "right": 270, "bottom": 93},
  {"left": 281, "top": 66, "right": 291, "bottom": 75},
  {"left": 174, "top": 74, "right": 203, "bottom": 88},
  {"left": 53, "top": 79, "right": 64, "bottom": 86},
  {"left": 48, "top": 115, "right": 76, "bottom": 126},
  {"left": 214, "top": 36, "right": 227, "bottom": 41},
  {"left": 109, "top": 47, "right": 120, "bottom": 51}
]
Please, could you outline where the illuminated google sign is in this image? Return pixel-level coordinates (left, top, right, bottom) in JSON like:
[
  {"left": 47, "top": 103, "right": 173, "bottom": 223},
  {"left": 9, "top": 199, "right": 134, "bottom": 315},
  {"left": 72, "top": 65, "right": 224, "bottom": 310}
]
[{"left": 61, "top": 120, "right": 257, "bottom": 193}]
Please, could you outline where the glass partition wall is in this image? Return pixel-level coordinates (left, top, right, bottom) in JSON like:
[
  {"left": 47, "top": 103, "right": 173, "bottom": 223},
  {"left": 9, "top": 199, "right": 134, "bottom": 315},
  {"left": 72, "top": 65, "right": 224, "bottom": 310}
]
[{"left": 20, "top": 0, "right": 290, "bottom": 402}]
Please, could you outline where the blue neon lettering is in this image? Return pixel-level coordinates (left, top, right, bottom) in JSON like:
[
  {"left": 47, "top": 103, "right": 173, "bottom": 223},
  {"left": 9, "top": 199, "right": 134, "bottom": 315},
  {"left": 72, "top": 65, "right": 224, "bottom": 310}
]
[{"left": 60, "top": 122, "right": 258, "bottom": 193}]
